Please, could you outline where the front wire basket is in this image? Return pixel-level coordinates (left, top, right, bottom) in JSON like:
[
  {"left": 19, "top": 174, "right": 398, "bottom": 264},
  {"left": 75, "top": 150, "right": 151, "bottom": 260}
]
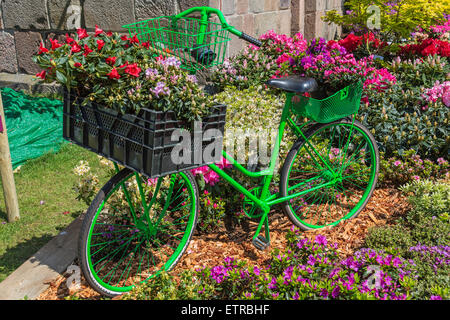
[{"left": 123, "top": 15, "right": 231, "bottom": 73}]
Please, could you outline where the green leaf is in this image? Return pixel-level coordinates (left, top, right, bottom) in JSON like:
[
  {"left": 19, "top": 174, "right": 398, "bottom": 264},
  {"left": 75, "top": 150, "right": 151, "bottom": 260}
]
[{"left": 56, "top": 70, "right": 68, "bottom": 85}]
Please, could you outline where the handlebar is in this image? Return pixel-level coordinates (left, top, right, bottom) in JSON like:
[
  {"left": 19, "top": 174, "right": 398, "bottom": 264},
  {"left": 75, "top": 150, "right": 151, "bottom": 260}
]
[
  {"left": 175, "top": 6, "right": 262, "bottom": 48},
  {"left": 240, "top": 32, "right": 262, "bottom": 47}
]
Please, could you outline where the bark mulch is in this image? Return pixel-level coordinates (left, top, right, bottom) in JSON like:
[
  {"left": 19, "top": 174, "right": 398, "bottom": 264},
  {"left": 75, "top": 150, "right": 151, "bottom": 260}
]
[{"left": 36, "top": 187, "right": 410, "bottom": 300}]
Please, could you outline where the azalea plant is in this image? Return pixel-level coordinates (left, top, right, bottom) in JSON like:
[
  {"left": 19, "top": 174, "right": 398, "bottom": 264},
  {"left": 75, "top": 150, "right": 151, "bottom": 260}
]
[
  {"left": 210, "top": 30, "right": 308, "bottom": 90},
  {"left": 33, "top": 27, "right": 212, "bottom": 123},
  {"left": 278, "top": 37, "right": 397, "bottom": 98}
]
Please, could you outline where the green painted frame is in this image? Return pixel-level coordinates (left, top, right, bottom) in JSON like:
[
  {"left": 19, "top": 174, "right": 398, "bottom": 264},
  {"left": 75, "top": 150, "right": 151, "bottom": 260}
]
[{"left": 206, "top": 93, "right": 346, "bottom": 242}]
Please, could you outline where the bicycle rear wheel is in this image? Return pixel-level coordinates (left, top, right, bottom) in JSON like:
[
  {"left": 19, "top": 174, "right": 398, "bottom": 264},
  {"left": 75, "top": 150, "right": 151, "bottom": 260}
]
[
  {"left": 280, "top": 118, "right": 379, "bottom": 230},
  {"left": 78, "top": 168, "right": 199, "bottom": 297}
]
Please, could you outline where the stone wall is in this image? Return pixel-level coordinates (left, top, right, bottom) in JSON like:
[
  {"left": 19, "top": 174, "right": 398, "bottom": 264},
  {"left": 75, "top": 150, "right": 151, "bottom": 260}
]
[{"left": 0, "top": 0, "right": 342, "bottom": 76}]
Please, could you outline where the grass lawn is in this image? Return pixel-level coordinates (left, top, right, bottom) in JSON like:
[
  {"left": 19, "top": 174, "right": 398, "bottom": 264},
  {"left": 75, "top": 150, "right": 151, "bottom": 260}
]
[{"left": 0, "top": 143, "right": 110, "bottom": 283}]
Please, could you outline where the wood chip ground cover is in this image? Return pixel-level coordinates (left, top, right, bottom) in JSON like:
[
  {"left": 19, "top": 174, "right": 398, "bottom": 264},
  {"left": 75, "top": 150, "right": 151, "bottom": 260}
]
[{"left": 37, "top": 188, "right": 410, "bottom": 300}]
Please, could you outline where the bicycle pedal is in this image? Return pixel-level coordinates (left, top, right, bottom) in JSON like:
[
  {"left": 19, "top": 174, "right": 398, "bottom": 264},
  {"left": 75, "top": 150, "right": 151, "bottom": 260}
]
[{"left": 252, "top": 235, "right": 270, "bottom": 251}]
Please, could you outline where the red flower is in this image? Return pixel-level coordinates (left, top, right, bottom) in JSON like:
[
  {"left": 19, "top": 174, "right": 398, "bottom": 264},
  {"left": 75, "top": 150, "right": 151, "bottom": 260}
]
[
  {"left": 107, "top": 68, "right": 120, "bottom": 79},
  {"left": 95, "top": 25, "right": 104, "bottom": 37},
  {"left": 50, "top": 38, "right": 63, "bottom": 50},
  {"left": 338, "top": 33, "right": 362, "bottom": 52},
  {"left": 36, "top": 70, "right": 46, "bottom": 79},
  {"left": 71, "top": 42, "right": 82, "bottom": 53},
  {"left": 65, "top": 33, "right": 75, "bottom": 44},
  {"left": 38, "top": 42, "right": 49, "bottom": 55},
  {"left": 141, "top": 41, "right": 150, "bottom": 49},
  {"left": 121, "top": 35, "right": 131, "bottom": 41},
  {"left": 421, "top": 43, "right": 439, "bottom": 56},
  {"left": 83, "top": 44, "right": 93, "bottom": 56},
  {"left": 77, "top": 28, "right": 89, "bottom": 40},
  {"left": 106, "top": 56, "right": 117, "bottom": 65},
  {"left": 124, "top": 63, "right": 141, "bottom": 77},
  {"left": 74, "top": 62, "right": 82, "bottom": 68},
  {"left": 106, "top": 31, "right": 113, "bottom": 37},
  {"left": 130, "top": 35, "right": 140, "bottom": 44},
  {"left": 97, "top": 39, "right": 105, "bottom": 51},
  {"left": 439, "top": 41, "right": 450, "bottom": 57}
]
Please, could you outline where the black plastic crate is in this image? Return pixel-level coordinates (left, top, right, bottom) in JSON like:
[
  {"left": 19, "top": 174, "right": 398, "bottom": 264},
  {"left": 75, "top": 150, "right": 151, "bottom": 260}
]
[{"left": 63, "top": 90, "right": 227, "bottom": 178}]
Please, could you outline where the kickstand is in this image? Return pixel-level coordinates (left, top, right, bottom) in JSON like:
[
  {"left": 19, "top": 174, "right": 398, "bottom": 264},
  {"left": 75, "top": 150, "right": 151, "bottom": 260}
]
[{"left": 252, "top": 214, "right": 270, "bottom": 251}]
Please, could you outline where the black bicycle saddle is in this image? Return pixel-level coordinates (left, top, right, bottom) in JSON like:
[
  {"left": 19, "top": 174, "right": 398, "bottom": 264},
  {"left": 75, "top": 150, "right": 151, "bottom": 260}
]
[{"left": 266, "top": 76, "right": 318, "bottom": 93}]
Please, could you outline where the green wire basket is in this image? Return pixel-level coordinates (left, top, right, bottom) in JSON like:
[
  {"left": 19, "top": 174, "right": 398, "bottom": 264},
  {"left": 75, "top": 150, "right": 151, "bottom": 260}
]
[
  {"left": 291, "top": 81, "right": 363, "bottom": 123},
  {"left": 123, "top": 15, "right": 231, "bottom": 73}
]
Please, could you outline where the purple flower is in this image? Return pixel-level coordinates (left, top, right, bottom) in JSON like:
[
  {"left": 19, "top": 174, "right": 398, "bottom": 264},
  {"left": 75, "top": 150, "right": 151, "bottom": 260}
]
[
  {"left": 268, "top": 277, "right": 277, "bottom": 290},
  {"left": 159, "top": 56, "right": 181, "bottom": 68},
  {"left": 331, "top": 286, "right": 340, "bottom": 299},
  {"left": 210, "top": 265, "right": 227, "bottom": 284},
  {"left": 319, "top": 288, "right": 329, "bottom": 298},
  {"left": 145, "top": 68, "right": 158, "bottom": 78},
  {"left": 151, "top": 81, "right": 170, "bottom": 97},
  {"left": 430, "top": 295, "right": 442, "bottom": 300},
  {"left": 315, "top": 235, "right": 328, "bottom": 246}
]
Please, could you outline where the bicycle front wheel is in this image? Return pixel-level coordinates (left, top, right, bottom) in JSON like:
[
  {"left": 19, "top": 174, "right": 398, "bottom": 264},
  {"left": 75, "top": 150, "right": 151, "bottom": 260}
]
[
  {"left": 78, "top": 168, "right": 199, "bottom": 297},
  {"left": 280, "top": 118, "right": 379, "bottom": 230}
]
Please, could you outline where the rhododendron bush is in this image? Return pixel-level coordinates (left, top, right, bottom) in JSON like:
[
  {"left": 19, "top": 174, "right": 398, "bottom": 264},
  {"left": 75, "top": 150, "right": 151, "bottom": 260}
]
[
  {"left": 210, "top": 31, "right": 308, "bottom": 90},
  {"left": 33, "top": 28, "right": 212, "bottom": 123},
  {"left": 277, "top": 37, "right": 397, "bottom": 97}
]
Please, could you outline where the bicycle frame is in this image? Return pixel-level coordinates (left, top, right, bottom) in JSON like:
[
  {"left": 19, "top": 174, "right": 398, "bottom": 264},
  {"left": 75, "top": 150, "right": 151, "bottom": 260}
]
[{"left": 207, "top": 93, "right": 347, "bottom": 243}]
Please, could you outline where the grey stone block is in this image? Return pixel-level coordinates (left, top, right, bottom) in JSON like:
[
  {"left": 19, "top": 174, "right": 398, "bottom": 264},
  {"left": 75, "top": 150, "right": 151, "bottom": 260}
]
[
  {"left": 3, "top": 0, "right": 49, "bottom": 29},
  {"left": 48, "top": 0, "right": 82, "bottom": 30},
  {"left": 222, "top": 0, "right": 236, "bottom": 15},
  {"left": 0, "top": 32, "right": 18, "bottom": 74},
  {"left": 135, "top": 0, "right": 177, "bottom": 20},
  {"left": 84, "top": 0, "right": 135, "bottom": 31},
  {"left": 178, "top": 0, "right": 209, "bottom": 13},
  {"left": 280, "top": 0, "right": 291, "bottom": 10},
  {"left": 0, "top": 72, "right": 62, "bottom": 95},
  {"left": 249, "top": 0, "right": 265, "bottom": 13},
  {"left": 14, "top": 31, "right": 43, "bottom": 75},
  {"left": 254, "top": 11, "right": 279, "bottom": 36}
]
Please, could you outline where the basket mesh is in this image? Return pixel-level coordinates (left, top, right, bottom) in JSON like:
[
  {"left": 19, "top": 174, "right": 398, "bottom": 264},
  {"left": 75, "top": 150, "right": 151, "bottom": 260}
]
[
  {"left": 292, "top": 81, "right": 363, "bottom": 123},
  {"left": 123, "top": 16, "right": 231, "bottom": 72}
]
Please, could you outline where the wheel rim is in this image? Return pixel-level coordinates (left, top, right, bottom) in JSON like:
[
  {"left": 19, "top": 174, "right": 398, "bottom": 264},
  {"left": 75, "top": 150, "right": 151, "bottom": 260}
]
[
  {"left": 86, "top": 172, "right": 196, "bottom": 293},
  {"left": 286, "top": 123, "right": 377, "bottom": 229}
]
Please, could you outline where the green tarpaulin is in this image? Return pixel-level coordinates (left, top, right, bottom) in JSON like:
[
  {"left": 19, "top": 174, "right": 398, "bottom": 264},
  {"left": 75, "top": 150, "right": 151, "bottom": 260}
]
[{"left": 0, "top": 87, "right": 65, "bottom": 169}]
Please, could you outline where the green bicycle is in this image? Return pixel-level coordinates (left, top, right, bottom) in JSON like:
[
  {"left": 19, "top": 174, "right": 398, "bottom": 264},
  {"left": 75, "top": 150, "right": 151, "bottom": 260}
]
[{"left": 77, "top": 7, "right": 380, "bottom": 297}]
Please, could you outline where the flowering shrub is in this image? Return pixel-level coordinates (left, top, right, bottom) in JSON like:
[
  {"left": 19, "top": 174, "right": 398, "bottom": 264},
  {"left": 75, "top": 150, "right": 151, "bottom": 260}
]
[
  {"left": 400, "top": 38, "right": 450, "bottom": 58},
  {"left": 210, "top": 30, "right": 308, "bottom": 90},
  {"left": 190, "top": 157, "right": 232, "bottom": 188},
  {"left": 279, "top": 37, "right": 396, "bottom": 97},
  {"left": 359, "top": 55, "right": 449, "bottom": 158},
  {"left": 423, "top": 81, "right": 450, "bottom": 107},
  {"left": 379, "top": 150, "right": 449, "bottom": 187},
  {"left": 72, "top": 160, "right": 101, "bottom": 205},
  {"left": 196, "top": 190, "right": 226, "bottom": 234},
  {"left": 337, "top": 32, "right": 391, "bottom": 60},
  {"left": 33, "top": 28, "right": 212, "bottom": 123},
  {"left": 365, "top": 179, "right": 449, "bottom": 299}
]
